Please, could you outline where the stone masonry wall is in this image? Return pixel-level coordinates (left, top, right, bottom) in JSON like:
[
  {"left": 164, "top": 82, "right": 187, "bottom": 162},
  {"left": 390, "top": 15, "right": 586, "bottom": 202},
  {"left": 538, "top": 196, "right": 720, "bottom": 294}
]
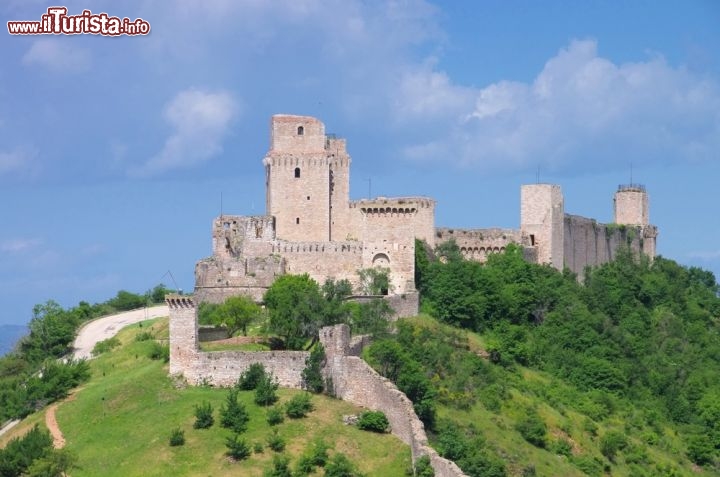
[
  {"left": 319, "top": 325, "right": 468, "bottom": 477},
  {"left": 520, "top": 184, "right": 565, "bottom": 270},
  {"left": 435, "top": 227, "right": 522, "bottom": 262},
  {"left": 563, "top": 214, "right": 648, "bottom": 278}
]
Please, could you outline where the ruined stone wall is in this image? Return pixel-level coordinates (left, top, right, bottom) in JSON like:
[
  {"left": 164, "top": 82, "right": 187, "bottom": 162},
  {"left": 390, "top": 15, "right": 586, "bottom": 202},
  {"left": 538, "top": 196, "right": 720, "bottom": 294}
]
[
  {"left": 189, "top": 350, "right": 308, "bottom": 387},
  {"left": 346, "top": 292, "right": 420, "bottom": 319},
  {"left": 167, "top": 295, "right": 199, "bottom": 376},
  {"left": 563, "top": 215, "right": 650, "bottom": 278},
  {"left": 212, "top": 215, "right": 276, "bottom": 259},
  {"left": 320, "top": 325, "right": 468, "bottom": 477},
  {"left": 435, "top": 227, "right": 522, "bottom": 262},
  {"left": 520, "top": 184, "right": 565, "bottom": 270}
]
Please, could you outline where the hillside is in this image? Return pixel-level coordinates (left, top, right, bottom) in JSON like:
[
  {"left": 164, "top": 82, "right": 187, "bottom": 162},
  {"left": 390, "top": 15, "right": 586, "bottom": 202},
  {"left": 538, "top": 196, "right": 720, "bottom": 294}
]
[{"left": 0, "top": 317, "right": 411, "bottom": 477}]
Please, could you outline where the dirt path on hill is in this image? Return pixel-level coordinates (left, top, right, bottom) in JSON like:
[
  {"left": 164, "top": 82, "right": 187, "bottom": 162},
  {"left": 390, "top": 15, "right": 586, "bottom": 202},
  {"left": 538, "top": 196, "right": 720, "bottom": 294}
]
[
  {"left": 73, "top": 305, "right": 168, "bottom": 360},
  {"left": 45, "top": 403, "right": 65, "bottom": 449}
]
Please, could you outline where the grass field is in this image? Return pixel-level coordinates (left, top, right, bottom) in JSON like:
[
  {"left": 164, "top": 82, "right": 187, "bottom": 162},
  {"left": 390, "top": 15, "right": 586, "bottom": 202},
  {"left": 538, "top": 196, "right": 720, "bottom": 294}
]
[{"left": 3, "top": 318, "right": 411, "bottom": 477}]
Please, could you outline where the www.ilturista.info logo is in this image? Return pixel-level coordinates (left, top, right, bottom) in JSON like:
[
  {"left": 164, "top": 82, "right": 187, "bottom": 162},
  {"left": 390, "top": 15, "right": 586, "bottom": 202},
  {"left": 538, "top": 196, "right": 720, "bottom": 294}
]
[{"left": 8, "top": 7, "right": 150, "bottom": 36}]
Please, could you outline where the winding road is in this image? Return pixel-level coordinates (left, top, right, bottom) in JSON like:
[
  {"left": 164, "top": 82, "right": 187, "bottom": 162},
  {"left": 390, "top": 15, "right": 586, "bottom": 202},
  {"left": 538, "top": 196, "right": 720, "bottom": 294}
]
[{"left": 0, "top": 305, "right": 169, "bottom": 442}]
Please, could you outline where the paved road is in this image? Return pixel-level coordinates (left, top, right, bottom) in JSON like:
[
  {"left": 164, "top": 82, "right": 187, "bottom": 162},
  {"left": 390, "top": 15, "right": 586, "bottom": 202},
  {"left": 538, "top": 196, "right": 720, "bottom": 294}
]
[
  {"left": 72, "top": 305, "right": 169, "bottom": 360},
  {"left": 1, "top": 305, "right": 169, "bottom": 440}
]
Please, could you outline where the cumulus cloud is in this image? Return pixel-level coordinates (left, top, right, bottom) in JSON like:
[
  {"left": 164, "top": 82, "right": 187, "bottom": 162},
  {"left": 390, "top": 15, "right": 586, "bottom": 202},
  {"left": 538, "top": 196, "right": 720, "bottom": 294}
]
[
  {"left": 22, "top": 39, "right": 90, "bottom": 72},
  {"left": 132, "top": 89, "right": 239, "bottom": 177},
  {"left": 399, "top": 40, "right": 720, "bottom": 173}
]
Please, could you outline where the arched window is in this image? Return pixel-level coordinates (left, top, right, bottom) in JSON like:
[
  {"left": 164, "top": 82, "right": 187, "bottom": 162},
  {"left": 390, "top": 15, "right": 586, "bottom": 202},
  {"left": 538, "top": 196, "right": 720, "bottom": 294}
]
[
  {"left": 294, "top": 167, "right": 300, "bottom": 178},
  {"left": 297, "top": 126, "right": 304, "bottom": 135}
]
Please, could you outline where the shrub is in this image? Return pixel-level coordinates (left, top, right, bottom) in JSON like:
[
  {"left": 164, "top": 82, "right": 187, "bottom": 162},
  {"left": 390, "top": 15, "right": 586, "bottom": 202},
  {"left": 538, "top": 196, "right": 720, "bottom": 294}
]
[
  {"left": 255, "top": 373, "right": 280, "bottom": 406},
  {"left": 169, "top": 428, "right": 185, "bottom": 446},
  {"left": 91, "top": 337, "right": 120, "bottom": 356},
  {"left": 357, "top": 410, "right": 389, "bottom": 433},
  {"left": 515, "top": 411, "right": 547, "bottom": 448},
  {"left": 220, "top": 389, "right": 250, "bottom": 433},
  {"left": 225, "top": 434, "right": 251, "bottom": 461},
  {"left": 266, "top": 406, "right": 285, "bottom": 426},
  {"left": 324, "top": 453, "right": 363, "bottom": 477},
  {"left": 267, "top": 428, "right": 286, "bottom": 452},
  {"left": 264, "top": 455, "right": 292, "bottom": 477},
  {"left": 238, "top": 362, "right": 267, "bottom": 390},
  {"left": 253, "top": 441, "right": 264, "bottom": 454},
  {"left": 599, "top": 430, "right": 627, "bottom": 462},
  {"left": 193, "top": 401, "right": 214, "bottom": 429},
  {"left": 296, "top": 439, "right": 330, "bottom": 475},
  {"left": 302, "top": 344, "right": 325, "bottom": 393},
  {"left": 551, "top": 438, "right": 572, "bottom": 457},
  {"left": 408, "top": 455, "right": 434, "bottom": 477},
  {"left": 135, "top": 331, "right": 154, "bottom": 342},
  {"left": 148, "top": 341, "right": 169, "bottom": 362},
  {"left": 285, "top": 393, "right": 314, "bottom": 418},
  {"left": 0, "top": 424, "right": 53, "bottom": 477}
]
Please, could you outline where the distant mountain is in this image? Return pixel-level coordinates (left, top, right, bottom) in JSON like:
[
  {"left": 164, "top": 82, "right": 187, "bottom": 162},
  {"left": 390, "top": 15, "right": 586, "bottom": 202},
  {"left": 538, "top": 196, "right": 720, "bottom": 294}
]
[{"left": 0, "top": 325, "right": 27, "bottom": 356}]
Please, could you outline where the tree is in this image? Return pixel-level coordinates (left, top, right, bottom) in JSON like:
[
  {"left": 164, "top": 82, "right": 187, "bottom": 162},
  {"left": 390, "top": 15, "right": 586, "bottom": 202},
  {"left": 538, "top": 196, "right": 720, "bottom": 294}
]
[
  {"left": 357, "top": 267, "right": 392, "bottom": 295},
  {"left": 264, "top": 274, "right": 325, "bottom": 350},
  {"left": 302, "top": 344, "right": 326, "bottom": 393},
  {"left": 220, "top": 389, "right": 250, "bottom": 433},
  {"left": 214, "top": 295, "right": 261, "bottom": 337}
]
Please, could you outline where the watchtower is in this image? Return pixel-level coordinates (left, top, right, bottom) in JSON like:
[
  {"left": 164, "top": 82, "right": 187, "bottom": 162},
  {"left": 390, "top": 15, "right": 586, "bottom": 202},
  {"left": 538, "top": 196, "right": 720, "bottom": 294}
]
[
  {"left": 614, "top": 184, "right": 649, "bottom": 226},
  {"left": 263, "top": 115, "right": 351, "bottom": 242},
  {"left": 520, "top": 184, "right": 565, "bottom": 270}
]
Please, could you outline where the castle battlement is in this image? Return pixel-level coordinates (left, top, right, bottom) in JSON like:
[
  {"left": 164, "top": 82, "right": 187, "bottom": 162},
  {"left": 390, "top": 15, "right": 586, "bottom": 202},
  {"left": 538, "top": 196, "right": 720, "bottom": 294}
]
[{"left": 193, "top": 114, "right": 658, "bottom": 306}]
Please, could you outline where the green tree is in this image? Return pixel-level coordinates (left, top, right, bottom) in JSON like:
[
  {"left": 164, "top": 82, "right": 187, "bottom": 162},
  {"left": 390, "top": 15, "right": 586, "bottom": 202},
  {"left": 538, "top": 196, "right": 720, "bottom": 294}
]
[
  {"left": 255, "top": 373, "right": 279, "bottom": 406},
  {"left": 302, "top": 344, "right": 325, "bottom": 393},
  {"left": 193, "top": 401, "right": 214, "bottom": 429},
  {"left": 264, "top": 274, "right": 325, "bottom": 350},
  {"left": 220, "top": 389, "right": 250, "bottom": 433},
  {"left": 225, "top": 434, "right": 251, "bottom": 460},
  {"left": 325, "top": 453, "right": 363, "bottom": 477},
  {"left": 25, "top": 448, "right": 78, "bottom": 477},
  {"left": 357, "top": 267, "right": 392, "bottom": 295},
  {"left": 214, "top": 295, "right": 261, "bottom": 337}
]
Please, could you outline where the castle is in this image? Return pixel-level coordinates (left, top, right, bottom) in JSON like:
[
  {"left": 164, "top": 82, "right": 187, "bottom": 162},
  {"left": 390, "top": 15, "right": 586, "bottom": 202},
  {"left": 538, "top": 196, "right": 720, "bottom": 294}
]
[{"left": 193, "top": 114, "right": 658, "bottom": 315}]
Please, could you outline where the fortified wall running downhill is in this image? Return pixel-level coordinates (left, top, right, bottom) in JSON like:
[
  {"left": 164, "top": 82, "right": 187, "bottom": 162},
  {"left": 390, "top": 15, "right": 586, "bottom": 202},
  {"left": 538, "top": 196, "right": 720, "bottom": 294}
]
[{"left": 170, "top": 114, "right": 660, "bottom": 476}]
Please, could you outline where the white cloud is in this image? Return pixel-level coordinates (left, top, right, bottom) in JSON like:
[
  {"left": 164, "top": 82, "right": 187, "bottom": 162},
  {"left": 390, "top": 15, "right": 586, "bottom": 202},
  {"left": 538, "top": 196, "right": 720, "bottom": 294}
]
[
  {"left": 22, "top": 39, "right": 90, "bottom": 72},
  {"left": 0, "top": 148, "right": 38, "bottom": 176},
  {"left": 398, "top": 39, "right": 720, "bottom": 173},
  {"left": 132, "top": 89, "right": 239, "bottom": 176},
  {"left": 0, "top": 238, "right": 42, "bottom": 253}
]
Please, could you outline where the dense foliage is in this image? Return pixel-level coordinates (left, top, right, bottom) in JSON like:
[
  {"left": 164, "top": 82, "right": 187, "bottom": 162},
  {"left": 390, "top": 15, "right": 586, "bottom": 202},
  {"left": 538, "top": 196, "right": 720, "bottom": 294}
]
[
  {"left": 412, "top": 239, "right": 720, "bottom": 470},
  {"left": 0, "top": 285, "right": 172, "bottom": 423}
]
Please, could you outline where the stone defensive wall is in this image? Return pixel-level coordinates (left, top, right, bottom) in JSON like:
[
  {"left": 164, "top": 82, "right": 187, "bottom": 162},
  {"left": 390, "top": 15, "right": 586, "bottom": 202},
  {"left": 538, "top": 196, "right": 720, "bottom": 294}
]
[
  {"left": 321, "top": 325, "right": 468, "bottom": 477},
  {"left": 168, "top": 297, "right": 463, "bottom": 475},
  {"left": 349, "top": 196, "right": 436, "bottom": 246},
  {"left": 562, "top": 214, "right": 649, "bottom": 277},
  {"left": 435, "top": 227, "right": 522, "bottom": 262}
]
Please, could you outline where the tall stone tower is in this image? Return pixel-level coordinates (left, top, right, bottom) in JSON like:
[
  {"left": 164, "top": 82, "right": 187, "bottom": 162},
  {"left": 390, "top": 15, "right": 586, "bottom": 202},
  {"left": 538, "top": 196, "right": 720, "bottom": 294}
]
[
  {"left": 614, "top": 184, "right": 657, "bottom": 257},
  {"left": 614, "top": 184, "right": 649, "bottom": 226},
  {"left": 263, "top": 115, "right": 351, "bottom": 242},
  {"left": 520, "top": 184, "right": 565, "bottom": 270}
]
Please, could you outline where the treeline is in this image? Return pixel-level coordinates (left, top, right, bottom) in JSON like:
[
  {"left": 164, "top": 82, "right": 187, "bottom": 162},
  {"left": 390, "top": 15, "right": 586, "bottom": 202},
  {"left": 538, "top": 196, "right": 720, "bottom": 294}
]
[
  {"left": 0, "top": 285, "right": 172, "bottom": 423},
  {"left": 413, "top": 239, "right": 720, "bottom": 468}
]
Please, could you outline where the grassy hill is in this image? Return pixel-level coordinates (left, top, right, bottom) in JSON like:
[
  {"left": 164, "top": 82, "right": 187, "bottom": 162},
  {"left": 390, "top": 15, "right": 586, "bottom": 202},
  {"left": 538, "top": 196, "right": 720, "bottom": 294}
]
[{"left": 1, "top": 318, "right": 411, "bottom": 477}]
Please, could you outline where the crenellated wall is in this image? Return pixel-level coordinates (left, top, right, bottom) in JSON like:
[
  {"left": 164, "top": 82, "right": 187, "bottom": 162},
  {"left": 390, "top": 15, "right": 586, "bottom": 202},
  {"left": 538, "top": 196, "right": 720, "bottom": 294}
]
[{"left": 435, "top": 227, "right": 522, "bottom": 262}]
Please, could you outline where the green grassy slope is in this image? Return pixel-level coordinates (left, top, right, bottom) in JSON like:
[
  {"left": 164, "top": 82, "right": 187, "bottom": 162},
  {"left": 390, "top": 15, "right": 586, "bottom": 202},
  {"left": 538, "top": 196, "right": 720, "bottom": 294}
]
[{"left": 13, "top": 318, "right": 410, "bottom": 477}]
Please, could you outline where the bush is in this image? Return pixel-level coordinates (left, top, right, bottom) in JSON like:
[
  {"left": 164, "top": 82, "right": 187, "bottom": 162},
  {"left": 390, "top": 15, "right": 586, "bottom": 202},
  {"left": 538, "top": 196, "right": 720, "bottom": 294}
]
[
  {"left": 253, "top": 441, "right": 264, "bottom": 454},
  {"left": 408, "top": 455, "right": 434, "bottom": 477},
  {"left": 193, "top": 401, "right": 214, "bottom": 429},
  {"left": 267, "top": 428, "right": 286, "bottom": 452},
  {"left": 255, "top": 373, "right": 279, "bottom": 406},
  {"left": 91, "top": 337, "right": 120, "bottom": 356},
  {"left": 302, "top": 344, "right": 325, "bottom": 393},
  {"left": 169, "top": 428, "right": 185, "bottom": 446},
  {"left": 285, "top": 393, "right": 314, "bottom": 418},
  {"left": 264, "top": 455, "right": 292, "bottom": 477},
  {"left": 550, "top": 438, "right": 572, "bottom": 457},
  {"left": 296, "top": 439, "right": 330, "bottom": 475},
  {"left": 324, "top": 453, "right": 363, "bottom": 477},
  {"left": 220, "top": 389, "right": 250, "bottom": 433},
  {"left": 599, "top": 430, "right": 627, "bottom": 462},
  {"left": 238, "top": 362, "right": 268, "bottom": 390},
  {"left": 225, "top": 434, "right": 251, "bottom": 461},
  {"left": 266, "top": 406, "right": 285, "bottom": 426},
  {"left": 0, "top": 424, "right": 53, "bottom": 477},
  {"left": 148, "top": 341, "right": 169, "bottom": 362},
  {"left": 515, "top": 411, "right": 547, "bottom": 448},
  {"left": 135, "top": 331, "right": 154, "bottom": 342},
  {"left": 357, "top": 410, "right": 389, "bottom": 433}
]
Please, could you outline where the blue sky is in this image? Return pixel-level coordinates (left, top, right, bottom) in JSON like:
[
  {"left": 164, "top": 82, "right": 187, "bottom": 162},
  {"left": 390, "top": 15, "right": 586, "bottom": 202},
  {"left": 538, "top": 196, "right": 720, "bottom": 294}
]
[{"left": 1, "top": 1, "right": 719, "bottom": 327}]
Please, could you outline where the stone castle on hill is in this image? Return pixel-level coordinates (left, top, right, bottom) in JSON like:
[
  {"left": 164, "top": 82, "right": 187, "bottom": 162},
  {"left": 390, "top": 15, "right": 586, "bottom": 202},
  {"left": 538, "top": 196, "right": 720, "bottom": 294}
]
[
  {"left": 169, "top": 114, "right": 660, "bottom": 476},
  {"left": 193, "top": 114, "right": 658, "bottom": 315}
]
